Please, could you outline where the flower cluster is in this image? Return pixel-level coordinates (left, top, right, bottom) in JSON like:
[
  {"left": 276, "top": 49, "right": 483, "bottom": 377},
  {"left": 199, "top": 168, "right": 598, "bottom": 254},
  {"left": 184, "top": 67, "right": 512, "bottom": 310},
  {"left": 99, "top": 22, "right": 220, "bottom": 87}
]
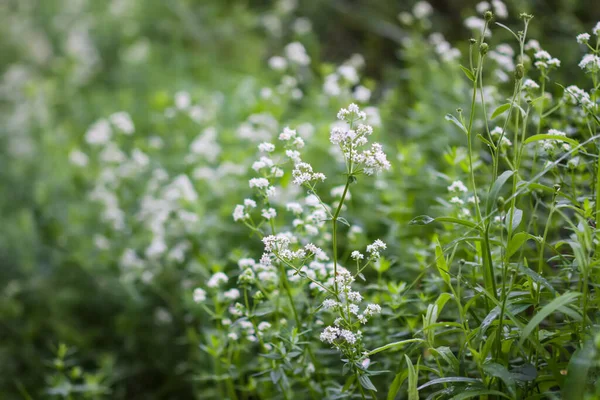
[
  {"left": 540, "top": 129, "right": 571, "bottom": 155},
  {"left": 319, "top": 267, "right": 382, "bottom": 356},
  {"left": 330, "top": 103, "right": 391, "bottom": 175}
]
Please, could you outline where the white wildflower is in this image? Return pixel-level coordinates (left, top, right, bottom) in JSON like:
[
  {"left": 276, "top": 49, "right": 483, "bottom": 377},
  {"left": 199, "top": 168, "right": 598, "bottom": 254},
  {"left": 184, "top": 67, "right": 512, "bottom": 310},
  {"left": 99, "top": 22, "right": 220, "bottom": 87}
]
[
  {"left": 284, "top": 42, "right": 310, "bottom": 65},
  {"left": 193, "top": 288, "right": 207, "bottom": 303},
  {"left": 249, "top": 177, "right": 270, "bottom": 189},
  {"left": 261, "top": 208, "right": 277, "bottom": 220},
  {"left": 268, "top": 56, "right": 287, "bottom": 71},
  {"left": 448, "top": 180, "right": 468, "bottom": 193},
  {"left": 577, "top": 33, "right": 591, "bottom": 44},
  {"left": 85, "top": 119, "right": 112, "bottom": 145},
  {"left": 224, "top": 288, "right": 241, "bottom": 300},
  {"left": 109, "top": 111, "right": 135, "bottom": 134},
  {"left": 364, "top": 303, "right": 382, "bottom": 317},
  {"left": 69, "top": 149, "right": 88, "bottom": 167},
  {"left": 207, "top": 272, "right": 228, "bottom": 288}
]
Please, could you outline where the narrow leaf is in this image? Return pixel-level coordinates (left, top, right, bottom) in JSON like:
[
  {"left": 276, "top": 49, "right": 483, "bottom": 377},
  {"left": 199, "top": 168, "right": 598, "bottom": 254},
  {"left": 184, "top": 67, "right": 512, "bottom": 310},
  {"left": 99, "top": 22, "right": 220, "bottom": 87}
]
[
  {"left": 516, "top": 263, "right": 556, "bottom": 295},
  {"left": 434, "top": 237, "right": 450, "bottom": 285},
  {"left": 491, "top": 103, "right": 511, "bottom": 119},
  {"left": 524, "top": 134, "right": 579, "bottom": 147},
  {"left": 506, "top": 232, "right": 539, "bottom": 259},
  {"left": 451, "top": 389, "right": 511, "bottom": 400},
  {"left": 445, "top": 114, "right": 467, "bottom": 133},
  {"left": 368, "top": 339, "right": 424, "bottom": 356},
  {"left": 483, "top": 362, "right": 516, "bottom": 397},
  {"left": 486, "top": 170, "right": 514, "bottom": 214},
  {"left": 358, "top": 374, "right": 377, "bottom": 392},
  {"left": 460, "top": 65, "right": 476, "bottom": 82},
  {"left": 519, "top": 292, "right": 581, "bottom": 345},
  {"left": 387, "top": 371, "right": 407, "bottom": 400},
  {"left": 418, "top": 377, "right": 481, "bottom": 391},
  {"left": 406, "top": 355, "right": 419, "bottom": 400}
]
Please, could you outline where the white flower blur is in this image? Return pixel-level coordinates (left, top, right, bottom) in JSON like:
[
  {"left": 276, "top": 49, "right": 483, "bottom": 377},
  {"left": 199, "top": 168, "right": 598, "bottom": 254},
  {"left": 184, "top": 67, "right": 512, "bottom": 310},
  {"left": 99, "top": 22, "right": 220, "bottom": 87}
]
[
  {"left": 193, "top": 288, "right": 207, "bottom": 303},
  {"left": 207, "top": 272, "right": 228, "bottom": 288}
]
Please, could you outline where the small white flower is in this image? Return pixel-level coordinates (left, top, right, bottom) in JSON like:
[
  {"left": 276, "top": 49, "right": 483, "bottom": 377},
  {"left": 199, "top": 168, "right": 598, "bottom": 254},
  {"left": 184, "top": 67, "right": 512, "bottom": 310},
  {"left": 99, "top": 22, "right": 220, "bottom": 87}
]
[
  {"left": 320, "top": 326, "right": 341, "bottom": 344},
  {"left": 413, "top": 1, "right": 433, "bottom": 19},
  {"left": 577, "top": 33, "right": 591, "bottom": 44},
  {"left": 268, "top": 56, "right": 287, "bottom": 71},
  {"left": 207, "top": 272, "right": 228, "bottom": 288},
  {"left": 233, "top": 205, "right": 248, "bottom": 221},
  {"left": 347, "top": 291, "right": 363, "bottom": 303},
  {"left": 322, "top": 299, "right": 339, "bottom": 309},
  {"left": 109, "top": 111, "right": 135, "bottom": 134},
  {"left": 224, "top": 288, "right": 240, "bottom": 300},
  {"left": 279, "top": 127, "right": 297, "bottom": 141},
  {"left": 340, "top": 329, "right": 357, "bottom": 344},
  {"left": 351, "top": 251, "right": 364, "bottom": 260},
  {"left": 284, "top": 42, "right": 311, "bottom": 66},
  {"left": 579, "top": 54, "right": 600, "bottom": 70},
  {"left": 261, "top": 208, "right": 277, "bottom": 220},
  {"left": 175, "top": 91, "right": 191, "bottom": 110},
  {"left": 85, "top": 119, "right": 112, "bottom": 145},
  {"left": 450, "top": 196, "right": 464, "bottom": 205},
  {"left": 523, "top": 79, "right": 540, "bottom": 90},
  {"left": 258, "top": 142, "right": 275, "bottom": 152},
  {"left": 258, "top": 321, "right": 272, "bottom": 331},
  {"left": 448, "top": 180, "right": 468, "bottom": 193},
  {"left": 286, "top": 202, "right": 303, "bottom": 214},
  {"left": 193, "top": 288, "right": 207, "bottom": 303},
  {"left": 353, "top": 85, "right": 371, "bottom": 102},
  {"left": 69, "top": 149, "right": 88, "bottom": 167},
  {"left": 228, "top": 332, "right": 239, "bottom": 340},
  {"left": 364, "top": 303, "right": 382, "bottom": 317},
  {"left": 249, "top": 177, "right": 270, "bottom": 189}
]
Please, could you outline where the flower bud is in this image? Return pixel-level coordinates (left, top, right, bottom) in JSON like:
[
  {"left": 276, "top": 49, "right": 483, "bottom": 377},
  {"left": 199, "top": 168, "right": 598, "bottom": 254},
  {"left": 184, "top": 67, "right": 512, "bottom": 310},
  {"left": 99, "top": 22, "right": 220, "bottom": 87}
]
[
  {"left": 469, "top": 38, "right": 477, "bottom": 45},
  {"left": 515, "top": 64, "right": 525, "bottom": 79},
  {"left": 480, "top": 42, "right": 489, "bottom": 55},
  {"left": 484, "top": 11, "right": 493, "bottom": 21}
]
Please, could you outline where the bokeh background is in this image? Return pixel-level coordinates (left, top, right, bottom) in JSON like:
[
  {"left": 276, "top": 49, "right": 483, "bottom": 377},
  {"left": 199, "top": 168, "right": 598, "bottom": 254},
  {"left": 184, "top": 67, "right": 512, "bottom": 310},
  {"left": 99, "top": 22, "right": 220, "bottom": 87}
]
[{"left": 1, "top": 0, "right": 599, "bottom": 398}]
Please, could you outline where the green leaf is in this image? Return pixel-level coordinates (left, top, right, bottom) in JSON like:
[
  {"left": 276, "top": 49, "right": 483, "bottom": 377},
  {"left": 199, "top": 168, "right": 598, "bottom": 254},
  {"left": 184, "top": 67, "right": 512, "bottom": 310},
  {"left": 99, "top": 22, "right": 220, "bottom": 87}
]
[
  {"left": 509, "top": 363, "right": 537, "bottom": 382},
  {"left": 417, "top": 377, "right": 481, "bottom": 391},
  {"left": 358, "top": 374, "right": 377, "bottom": 392},
  {"left": 523, "top": 134, "right": 579, "bottom": 148},
  {"left": 387, "top": 371, "right": 407, "bottom": 400},
  {"left": 270, "top": 369, "right": 281, "bottom": 384},
  {"left": 519, "top": 292, "right": 581, "bottom": 345},
  {"left": 409, "top": 215, "right": 435, "bottom": 225},
  {"left": 506, "top": 232, "right": 539, "bottom": 259},
  {"left": 431, "top": 346, "right": 459, "bottom": 373},
  {"left": 516, "top": 263, "right": 556, "bottom": 295},
  {"left": 562, "top": 340, "right": 596, "bottom": 399},
  {"left": 495, "top": 22, "right": 520, "bottom": 40},
  {"left": 405, "top": 355, "right": 419, "bottom": 400},
  {"left": 434, "top": 237, "right": 450, "bottom": 285},
  {"left": 337, "top": 216, "right": 351, "bottom": 227},
  {"left": 445, "top": 114, "right": 467, "bottom": 133},
  {"left": 483, "top": 362, "right": 516, "bottom": 397},
  {"left": 505, "top": 207, "right": 523, "bottom": 231},
  {"left": 367, "top": 339, "right": 424, "bottom": 356},
  {"left": 486, "top": 170, "right": 514, "bottom": 215},
  {"left": 450, "top": 389, "right": 511, "bottom": 399},
  {"left": 460, "top": 65, "right": 476, "bottom": 82},
  {"left": 477, "top": 134, "right": 495, "bottom": 148},
  {"left": 491, "top": 103, "right": 511, "bottom": 119}
]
